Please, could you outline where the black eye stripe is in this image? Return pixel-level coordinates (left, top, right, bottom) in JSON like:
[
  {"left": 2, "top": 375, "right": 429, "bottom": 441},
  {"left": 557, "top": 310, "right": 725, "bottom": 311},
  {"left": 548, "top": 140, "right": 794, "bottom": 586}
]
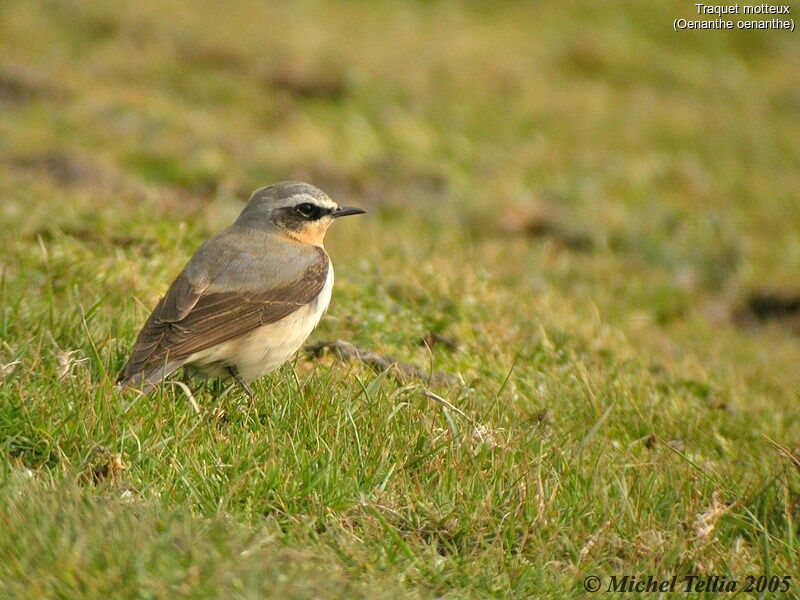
[{"left": 295, "top": 203, "right": 331, "bottom": 220}]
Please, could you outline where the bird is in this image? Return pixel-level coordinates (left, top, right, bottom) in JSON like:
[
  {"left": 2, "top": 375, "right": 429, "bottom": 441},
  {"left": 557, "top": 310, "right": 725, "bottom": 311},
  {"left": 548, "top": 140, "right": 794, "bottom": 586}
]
[{"left": 117, "top": 181, "right": 365, "bottom": 398}]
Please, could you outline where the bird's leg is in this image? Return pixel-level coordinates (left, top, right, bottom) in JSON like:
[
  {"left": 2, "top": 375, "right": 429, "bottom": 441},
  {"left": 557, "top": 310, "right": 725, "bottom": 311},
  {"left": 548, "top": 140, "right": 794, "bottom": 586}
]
[{"left": 227, "top": 366, "right": 254, "bottom": 400}]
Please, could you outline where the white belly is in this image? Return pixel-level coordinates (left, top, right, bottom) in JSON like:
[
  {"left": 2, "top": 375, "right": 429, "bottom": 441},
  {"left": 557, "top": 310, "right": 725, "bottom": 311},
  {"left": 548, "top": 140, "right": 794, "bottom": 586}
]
[{"left": 185, "top": 264, "right": 334, "bottom": 381}]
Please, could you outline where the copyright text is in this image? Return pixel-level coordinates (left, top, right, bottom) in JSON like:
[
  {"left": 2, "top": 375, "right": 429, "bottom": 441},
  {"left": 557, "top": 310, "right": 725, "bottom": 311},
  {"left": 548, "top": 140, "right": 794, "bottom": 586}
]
[{"left": 582, "top": 574, "right": 793, "bottom": 594}]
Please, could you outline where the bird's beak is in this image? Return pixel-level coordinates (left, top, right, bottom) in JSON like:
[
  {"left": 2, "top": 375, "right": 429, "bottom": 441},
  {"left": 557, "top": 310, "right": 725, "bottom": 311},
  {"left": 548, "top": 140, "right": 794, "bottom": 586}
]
[{"left": 331, "top": 206, "right": 367, "bottom": 218}]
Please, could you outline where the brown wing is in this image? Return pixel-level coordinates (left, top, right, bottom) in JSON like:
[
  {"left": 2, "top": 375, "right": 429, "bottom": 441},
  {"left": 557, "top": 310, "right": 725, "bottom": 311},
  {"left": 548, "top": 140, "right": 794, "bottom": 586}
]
[{"left": 118, "top": 250, "right": 328, "bottom": 384}]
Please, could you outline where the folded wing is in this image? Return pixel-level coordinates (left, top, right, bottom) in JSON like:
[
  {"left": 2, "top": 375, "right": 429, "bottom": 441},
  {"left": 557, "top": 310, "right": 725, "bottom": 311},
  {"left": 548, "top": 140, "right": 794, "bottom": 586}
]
[{"left": 118, "top": 246, "right": 328, "bottom": 386}]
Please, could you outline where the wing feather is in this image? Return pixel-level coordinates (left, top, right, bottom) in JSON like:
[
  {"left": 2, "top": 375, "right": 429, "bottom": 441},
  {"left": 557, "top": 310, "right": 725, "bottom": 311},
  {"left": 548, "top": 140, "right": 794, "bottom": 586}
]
[{"left": 118, "top": 247, "right": 328, "bottom": 385}]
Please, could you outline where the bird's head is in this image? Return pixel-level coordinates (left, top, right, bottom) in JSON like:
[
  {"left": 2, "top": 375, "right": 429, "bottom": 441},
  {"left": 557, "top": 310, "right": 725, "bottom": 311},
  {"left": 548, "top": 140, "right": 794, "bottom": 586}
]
[{"left": 236, "top": 181, "right": 365, "bottom": 246}]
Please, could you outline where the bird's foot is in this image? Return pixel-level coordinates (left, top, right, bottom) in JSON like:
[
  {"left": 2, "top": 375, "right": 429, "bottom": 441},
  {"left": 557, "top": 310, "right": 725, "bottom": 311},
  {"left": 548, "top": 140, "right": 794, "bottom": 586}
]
[{"left": 227, "top": 366, "right": 255, "bottom": 401}]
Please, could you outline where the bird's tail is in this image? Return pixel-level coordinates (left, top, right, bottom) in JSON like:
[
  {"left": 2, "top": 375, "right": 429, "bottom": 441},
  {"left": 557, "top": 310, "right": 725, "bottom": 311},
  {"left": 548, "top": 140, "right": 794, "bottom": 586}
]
[{"left": 116, "top": 361, "right": 183, "bottom": 395}]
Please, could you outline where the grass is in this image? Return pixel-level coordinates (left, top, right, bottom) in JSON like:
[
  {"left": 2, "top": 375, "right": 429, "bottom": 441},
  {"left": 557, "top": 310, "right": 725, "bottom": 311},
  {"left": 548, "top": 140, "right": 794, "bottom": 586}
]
[{"left": 1, "top": 0, "right": 800, "bottom": 597}]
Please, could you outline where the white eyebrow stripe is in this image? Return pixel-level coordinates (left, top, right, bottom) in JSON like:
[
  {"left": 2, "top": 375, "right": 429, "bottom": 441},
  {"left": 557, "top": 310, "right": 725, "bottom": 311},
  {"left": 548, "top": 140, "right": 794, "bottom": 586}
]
[
  {"left": 298, "top": 193, "right": 336, "bottom": 209},
  {"left": 278, "top": 193, "right": 337, "bottom": 210}
]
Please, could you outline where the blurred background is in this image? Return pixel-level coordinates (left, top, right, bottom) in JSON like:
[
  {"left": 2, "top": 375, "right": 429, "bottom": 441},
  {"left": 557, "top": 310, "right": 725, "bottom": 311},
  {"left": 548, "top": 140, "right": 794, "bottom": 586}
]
[{"left": 3, "top": 2, "right": 799, "bottom": 267}]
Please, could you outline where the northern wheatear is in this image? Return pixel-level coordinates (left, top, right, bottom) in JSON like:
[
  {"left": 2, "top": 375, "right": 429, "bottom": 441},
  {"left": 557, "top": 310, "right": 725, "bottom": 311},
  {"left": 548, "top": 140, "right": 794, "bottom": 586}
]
[{"left": 117, "top": 181, "right": 365, "bottom": 397}]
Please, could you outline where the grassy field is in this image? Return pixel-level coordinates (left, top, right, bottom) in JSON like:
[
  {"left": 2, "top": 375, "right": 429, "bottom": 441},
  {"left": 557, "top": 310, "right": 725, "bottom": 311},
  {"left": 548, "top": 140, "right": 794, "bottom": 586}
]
[{"left": 1, "top": 1, "right": 800, "bottom": 597}]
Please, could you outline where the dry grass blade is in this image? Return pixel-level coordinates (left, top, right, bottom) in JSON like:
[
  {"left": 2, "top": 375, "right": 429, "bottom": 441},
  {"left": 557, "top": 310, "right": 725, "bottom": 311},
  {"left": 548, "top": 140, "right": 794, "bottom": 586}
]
[
  {"left": 692, "top": 491, "right": 729, "bottom": 543},
  {"left": 0, "top": 360, "right": 20, "bottom": 380},
  {"left": 56, "top": 349, "right": 87, "bottom": 380},
  {"left": 165, "top": 380, "right": 202, "bottom": 415},
  {"left": 761, "top": 433, "right": 800, "bottom": 472},
  {"left": 420, "top": 388, "right": 471, "bottom": 421}
]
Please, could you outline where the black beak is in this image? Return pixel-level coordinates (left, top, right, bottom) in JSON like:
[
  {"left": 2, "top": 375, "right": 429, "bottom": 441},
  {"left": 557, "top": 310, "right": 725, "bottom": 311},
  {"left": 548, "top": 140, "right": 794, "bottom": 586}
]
[{"left": 331, "top": 206, "right": 367, "bottom": 218}]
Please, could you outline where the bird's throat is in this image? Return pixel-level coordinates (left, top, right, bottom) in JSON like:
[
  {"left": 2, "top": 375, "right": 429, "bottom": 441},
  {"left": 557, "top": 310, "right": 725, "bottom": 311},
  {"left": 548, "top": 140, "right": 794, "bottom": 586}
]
[{"left": 279, "top": 222, "right": 328, "bottom": 247}]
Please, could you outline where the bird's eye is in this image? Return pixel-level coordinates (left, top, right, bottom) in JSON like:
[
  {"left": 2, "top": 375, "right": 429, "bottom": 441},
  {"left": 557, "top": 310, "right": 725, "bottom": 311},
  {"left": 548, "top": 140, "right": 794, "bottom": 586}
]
[{"left": 296, "top": 203, "right": 316, "bottom": 219}]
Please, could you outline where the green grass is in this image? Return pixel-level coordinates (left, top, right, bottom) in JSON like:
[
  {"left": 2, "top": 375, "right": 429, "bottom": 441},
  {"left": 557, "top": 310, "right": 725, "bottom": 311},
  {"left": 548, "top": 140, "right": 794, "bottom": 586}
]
[{"left": 1, "top": 0, "right": 800, "bottom": 597}]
